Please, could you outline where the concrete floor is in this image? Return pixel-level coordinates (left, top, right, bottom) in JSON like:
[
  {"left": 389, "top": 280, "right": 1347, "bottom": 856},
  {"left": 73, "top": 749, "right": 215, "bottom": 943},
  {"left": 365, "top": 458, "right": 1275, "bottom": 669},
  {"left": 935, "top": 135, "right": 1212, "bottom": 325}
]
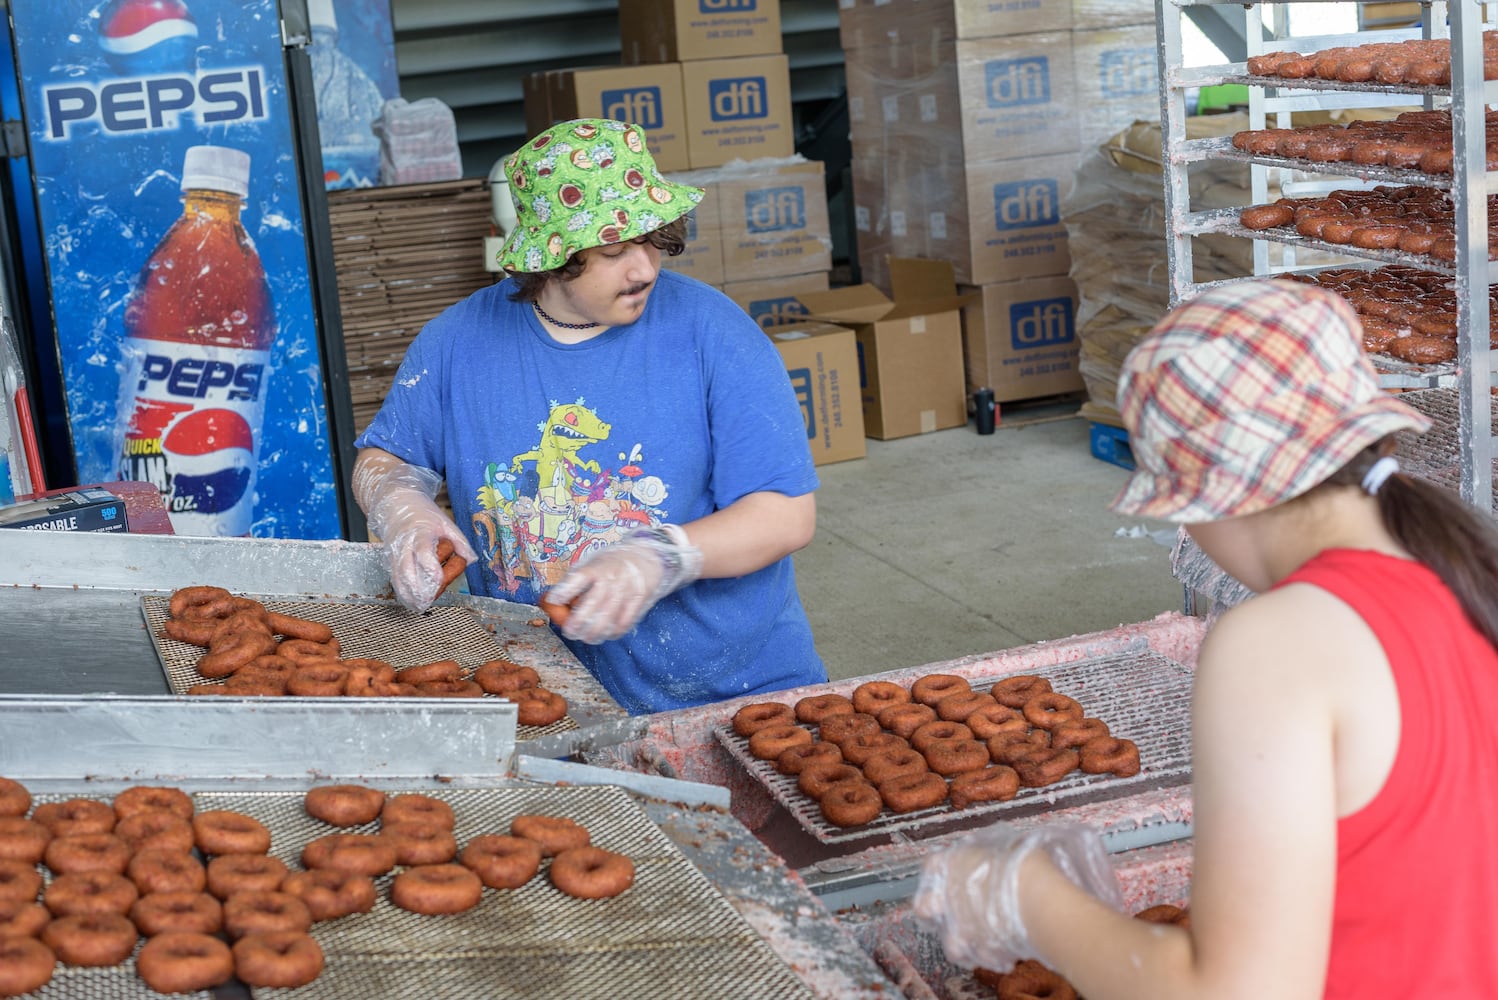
[{"left": 792, "top": 403, "right": 1186, "bottom": 682}]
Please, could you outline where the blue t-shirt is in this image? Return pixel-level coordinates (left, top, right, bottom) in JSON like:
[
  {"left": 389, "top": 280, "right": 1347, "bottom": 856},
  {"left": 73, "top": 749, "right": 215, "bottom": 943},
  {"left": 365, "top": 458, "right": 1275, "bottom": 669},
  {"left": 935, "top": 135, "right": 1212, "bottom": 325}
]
[{"left": 355, "top": 269, "right": 827, "bottom": 713}]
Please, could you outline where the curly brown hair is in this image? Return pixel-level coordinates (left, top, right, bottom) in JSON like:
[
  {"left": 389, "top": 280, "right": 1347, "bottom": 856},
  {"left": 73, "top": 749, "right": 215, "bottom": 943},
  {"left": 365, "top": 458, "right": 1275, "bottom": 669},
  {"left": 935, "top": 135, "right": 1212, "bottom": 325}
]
[{"left": 506, "top": 217, "right": 688, "bottom": 304}]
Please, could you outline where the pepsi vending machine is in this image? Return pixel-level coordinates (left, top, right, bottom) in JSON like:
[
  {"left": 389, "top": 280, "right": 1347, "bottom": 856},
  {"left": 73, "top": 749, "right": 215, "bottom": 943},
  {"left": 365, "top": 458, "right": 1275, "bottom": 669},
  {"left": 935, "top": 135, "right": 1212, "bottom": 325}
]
[{"left": 4, "top": 0, "right": 359, "bottom": 539}]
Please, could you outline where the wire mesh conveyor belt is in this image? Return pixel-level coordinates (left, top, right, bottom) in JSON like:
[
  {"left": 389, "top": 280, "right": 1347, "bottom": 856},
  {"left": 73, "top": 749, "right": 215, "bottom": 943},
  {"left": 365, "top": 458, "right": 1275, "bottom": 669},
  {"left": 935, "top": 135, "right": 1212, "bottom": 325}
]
[
  {"left": 18, "top": 784, "right": 816, "bottom": 1000},
  {"left": 715, "top": 649, "right": 1194, "bottom": 846},
  {"left": 141, "top": 595, "right": 578, "bottom": 740},
  {"left": 1395, "top": 386, "right": 1498, "bottom": 512}
]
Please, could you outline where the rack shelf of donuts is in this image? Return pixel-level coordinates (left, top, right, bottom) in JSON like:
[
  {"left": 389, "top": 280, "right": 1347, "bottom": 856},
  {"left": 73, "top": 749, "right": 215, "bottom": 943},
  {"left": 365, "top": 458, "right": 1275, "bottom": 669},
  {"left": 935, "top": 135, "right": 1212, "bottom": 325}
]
[{"left": 1157, "top": 0, "right": 1498, "bottom": 513}]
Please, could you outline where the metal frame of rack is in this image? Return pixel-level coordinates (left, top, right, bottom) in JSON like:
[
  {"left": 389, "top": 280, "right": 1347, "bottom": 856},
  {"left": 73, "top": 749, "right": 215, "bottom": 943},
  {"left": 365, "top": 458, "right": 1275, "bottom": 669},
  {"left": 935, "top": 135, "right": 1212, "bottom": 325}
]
[{"left": 1156, "top": 0, "right": 1497, "bottom": 512}]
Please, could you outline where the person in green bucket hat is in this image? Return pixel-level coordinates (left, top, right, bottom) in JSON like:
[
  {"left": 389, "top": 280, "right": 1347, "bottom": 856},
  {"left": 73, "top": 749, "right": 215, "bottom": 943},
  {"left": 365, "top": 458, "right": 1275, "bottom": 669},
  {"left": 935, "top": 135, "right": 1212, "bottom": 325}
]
[{"left": 351, "top": 118, "right": 828, "bottom": 715}]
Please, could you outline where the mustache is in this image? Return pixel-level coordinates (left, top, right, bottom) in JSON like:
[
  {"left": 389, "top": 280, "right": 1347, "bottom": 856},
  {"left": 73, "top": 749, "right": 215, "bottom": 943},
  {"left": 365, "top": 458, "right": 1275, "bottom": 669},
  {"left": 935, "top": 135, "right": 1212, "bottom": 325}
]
[{"left": 620, "top": 281, "right": 652, "bottom": 297}]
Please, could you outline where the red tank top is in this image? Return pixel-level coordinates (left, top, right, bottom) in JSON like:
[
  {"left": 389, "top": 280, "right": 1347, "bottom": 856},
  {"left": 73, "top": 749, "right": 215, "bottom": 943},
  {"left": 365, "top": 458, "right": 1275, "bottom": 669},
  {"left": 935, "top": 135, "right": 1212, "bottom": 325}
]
[{"left": 1280, "top": 548, "right": 1498, "bottom": 997}]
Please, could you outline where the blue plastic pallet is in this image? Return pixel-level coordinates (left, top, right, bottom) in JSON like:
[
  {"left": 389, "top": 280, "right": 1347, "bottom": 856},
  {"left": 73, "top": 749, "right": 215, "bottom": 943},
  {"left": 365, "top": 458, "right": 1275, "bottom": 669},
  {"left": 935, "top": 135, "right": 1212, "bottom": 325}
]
[{"left": 1089, "top": 423, "right": 1135, "bottom": 471}]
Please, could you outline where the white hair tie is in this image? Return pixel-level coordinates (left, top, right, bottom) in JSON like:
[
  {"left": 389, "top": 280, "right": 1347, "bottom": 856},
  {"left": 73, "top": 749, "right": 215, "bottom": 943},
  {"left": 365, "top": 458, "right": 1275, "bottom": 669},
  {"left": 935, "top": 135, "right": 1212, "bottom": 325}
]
[{"left": 1362, "top": 456, "right": 1400, "bottom": 496}]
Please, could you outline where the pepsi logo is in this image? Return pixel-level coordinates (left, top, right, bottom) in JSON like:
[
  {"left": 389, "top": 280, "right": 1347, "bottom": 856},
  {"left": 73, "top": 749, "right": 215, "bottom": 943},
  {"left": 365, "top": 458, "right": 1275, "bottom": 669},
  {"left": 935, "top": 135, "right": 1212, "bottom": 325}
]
[
  {"left": 98, "top": 0, "right": 198, "bottom": 75},
  {"left": 162, "top": 408, "right": 255, "bottom": 518}
]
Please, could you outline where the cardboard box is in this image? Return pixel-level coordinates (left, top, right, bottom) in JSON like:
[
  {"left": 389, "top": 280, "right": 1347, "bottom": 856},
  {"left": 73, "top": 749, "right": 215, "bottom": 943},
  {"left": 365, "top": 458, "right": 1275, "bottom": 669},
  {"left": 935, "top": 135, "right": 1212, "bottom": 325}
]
[
  {"left": 799, "top": 258, "right": 973, "bottom": 440},
  {"left": 680, "top": 54, "right": 795, "bottom": 168},
  {"left": 1072, "top": 24, "right": 1159, "bottom": 152},
  {"left": 960, "top": 275, "right": 1083, "bottom": 403},
  {"left": 837, "top": 0, "right": 1152, "bottom": 50},
  {"left": 670, "top": 158, "right": 832, "bottom": 282},
  {"left": 0, "top": 487, "right": 130, "bottom": 533},
  {"left": 622, "top": 0, "right": 784, "bottom": 64},
  {"left": 522, "top": 70, "right": 554, "bottom": 138},
  {"left": 722, "top": 270, "right": 830, "bottom": 328},
  {"left": 659, "top": 197, "right": 726, "bottom": 285},
  {"left": 546, "top": 64, "right": 689, "bottom": 171},
  {"left": 767, "top": 321, "right": 866, "bottom": 465}
]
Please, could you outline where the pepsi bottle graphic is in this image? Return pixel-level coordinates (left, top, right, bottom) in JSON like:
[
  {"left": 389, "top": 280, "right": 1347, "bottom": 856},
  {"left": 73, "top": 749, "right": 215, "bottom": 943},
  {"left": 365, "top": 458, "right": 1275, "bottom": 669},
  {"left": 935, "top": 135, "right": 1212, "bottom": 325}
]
[
  {"left": 117, "top": 145, "right": 274, "bottom": 536},
  {"left": 308, "top": 0, "right": 384, "bottom": 189}
]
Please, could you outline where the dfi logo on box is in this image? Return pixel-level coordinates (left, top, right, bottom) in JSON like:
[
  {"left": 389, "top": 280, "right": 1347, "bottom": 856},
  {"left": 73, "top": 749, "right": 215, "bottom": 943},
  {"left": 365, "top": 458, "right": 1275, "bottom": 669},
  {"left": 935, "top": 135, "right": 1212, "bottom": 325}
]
[
  {"left": 985, "top": 57, "right": 1049, "bottom": 108},
  {"left": 787, "top": 366, "right": 816, "bottom": 438},
  {"left": 1009, "top": 297, "right": 1074, "bottom": 350},
  {"left": 700, "top": 0, "right": 757, "bottom": 10},
  {"left": 1099, "top": 49, "right": 1157, "bottom": 98},
  {"left": 602, "top": 87, "right": 664, "bottom": 130},
  {"left": 993, "top": 179, "right": 1059, "bottom": 230},
  {"left": 709, "top": 77, "right": 768, "bottom": 121},
  {"left": 746, "top": 187, "right": 805, "bottom": 233},
  {"left": 750, "top": 297, "right": 811, "bottom": 328}
]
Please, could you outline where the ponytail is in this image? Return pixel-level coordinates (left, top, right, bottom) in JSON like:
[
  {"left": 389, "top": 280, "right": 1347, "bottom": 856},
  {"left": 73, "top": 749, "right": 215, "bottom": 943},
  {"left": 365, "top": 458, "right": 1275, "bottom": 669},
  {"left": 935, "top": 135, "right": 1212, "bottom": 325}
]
[{"left": 1321, "top": 439, "right": 1498, "bottom": 650}]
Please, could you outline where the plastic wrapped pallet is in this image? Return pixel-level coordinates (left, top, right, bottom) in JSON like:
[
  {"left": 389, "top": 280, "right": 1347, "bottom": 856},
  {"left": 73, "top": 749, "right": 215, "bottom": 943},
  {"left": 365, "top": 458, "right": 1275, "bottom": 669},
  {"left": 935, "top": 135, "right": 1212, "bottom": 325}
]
[{"left": 375, "top": 97, "right": 463, "bottom": 186}]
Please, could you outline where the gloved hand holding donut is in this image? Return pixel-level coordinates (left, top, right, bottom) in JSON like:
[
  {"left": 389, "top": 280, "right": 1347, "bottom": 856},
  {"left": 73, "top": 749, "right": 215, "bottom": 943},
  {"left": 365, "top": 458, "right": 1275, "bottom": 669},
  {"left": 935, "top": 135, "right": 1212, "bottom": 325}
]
[
  {"left": 355, "top": 459, "right": 477, "bottom": 615},
  {"left": 912, "top": 822, "right": 1123, "bottom": 973},
  {"left": 542, "top": 523, "right": 703, "bottom": 644}
]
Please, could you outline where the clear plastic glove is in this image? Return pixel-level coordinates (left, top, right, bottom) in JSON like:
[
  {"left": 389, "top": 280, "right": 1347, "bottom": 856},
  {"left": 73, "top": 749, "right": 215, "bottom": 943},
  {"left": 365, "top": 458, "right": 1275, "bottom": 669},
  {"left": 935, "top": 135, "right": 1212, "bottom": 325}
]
[
  {"left": 355, "top": 460, "right": 477, "bottom": 614},
  {"left": 912, "top": 822, "right": 1123, "bottom": 972},
  {"left": 543, "top": 523, "right": 703, "bottom": 644}
]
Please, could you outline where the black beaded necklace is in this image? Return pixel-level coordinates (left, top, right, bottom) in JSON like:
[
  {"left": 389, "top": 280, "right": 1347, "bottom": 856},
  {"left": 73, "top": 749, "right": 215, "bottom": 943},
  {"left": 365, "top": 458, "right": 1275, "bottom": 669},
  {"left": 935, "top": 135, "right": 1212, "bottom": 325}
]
[{"left": 533, "top": 300, "right": 601, "bottom": 331}]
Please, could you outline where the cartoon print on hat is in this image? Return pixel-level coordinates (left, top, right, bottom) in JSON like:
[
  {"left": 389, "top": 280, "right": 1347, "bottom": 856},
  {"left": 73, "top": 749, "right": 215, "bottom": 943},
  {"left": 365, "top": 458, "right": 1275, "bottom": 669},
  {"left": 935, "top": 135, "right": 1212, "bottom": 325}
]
[
  {"left": 497, "top": 119, "right": 705, "bottom": 274},
  {"left": 1109, "top": 280, "right": 1431, "bottom": 524}
]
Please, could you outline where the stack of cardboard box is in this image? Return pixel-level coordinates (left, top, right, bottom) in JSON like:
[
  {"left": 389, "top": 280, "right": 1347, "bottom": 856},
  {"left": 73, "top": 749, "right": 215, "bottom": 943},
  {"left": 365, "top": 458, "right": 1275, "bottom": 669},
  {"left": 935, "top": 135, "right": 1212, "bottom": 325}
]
[{"left": 839, "top": 0, "right": 1156, "bottom": 404}]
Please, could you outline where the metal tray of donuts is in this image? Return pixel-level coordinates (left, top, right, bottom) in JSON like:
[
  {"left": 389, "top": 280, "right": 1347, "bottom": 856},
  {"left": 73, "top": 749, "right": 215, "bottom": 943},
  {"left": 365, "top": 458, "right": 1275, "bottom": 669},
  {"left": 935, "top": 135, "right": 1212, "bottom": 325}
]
[
  {"left": 713, "top": 649, "right": 1195, "bottom": 846},
  {"left": 139, "top": 595, "right": 579, "bottom": 741}
]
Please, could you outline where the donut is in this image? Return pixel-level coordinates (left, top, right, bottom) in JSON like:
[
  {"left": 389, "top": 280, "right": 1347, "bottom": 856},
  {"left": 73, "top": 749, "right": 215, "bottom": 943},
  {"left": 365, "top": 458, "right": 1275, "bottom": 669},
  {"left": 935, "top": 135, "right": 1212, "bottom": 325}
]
[
  {"left": 193, "top": 810, "right": 271, "bottom": 855},
  {"left": 44, "top": 833, "right": 130, "bottom": 875},
  {"left": 286, "top": 662, "right": 350, "bottom": 696},
  {"left": 818, "top": 782, "right": 884, "bottom": 827},
  {"left": 1418, "top": 147, "right": 1455, "bottom": 173},
  {"left": 0, "top": 860, "right": 39, "bottom": 907},
  {"left": 32, "top": 798, "right": 115, "bottom": 837},
  {"left": 196, "top": 629, "right": 277, "bottom": 679},
  {"left": 797, "top": 763, "right": 866, "bottom": 801},
  {"left": 305, "top": 784, "right": 385, "bottom": 827},
  {"left": 549, "top": 846, "right": 635, "bottom": 899},
  {"left": 43, "top": 871, "right": 137, "bottom": 917},
  {"left": 394, "top": 659, "right": 463, "bottom": 685},
  {"left": 459, "top": 834, "right": 543, "bottom": 890},
  {"left": 1351, "top": 226, "right": 1403, "bottom": 250},
  {"left": 276, "top": 637, "right": 342, "bottom": 666},
  {"left": 435, "top": 537, "right": 468, "bottom": 592},
  {"left": 851, "top": 681, "right": 910, "bottom": 716},
  {"left": 1011, "top": 747, "right": 1081, "bottom": 787},
  {"left": 1337, "top": 58, "right": 1375, "bottom": 82},
  {"left": 988, "top": 730, "right": 1052, "bottom": 765},
  {"left": 1387, "top": 334, "right": 1455, "bottom": 364},
  {"left": 731, "top": 701, "right": 796, "bottom": 737},
  {"left": 997, "top": 958, "right": 1077, "bottom": 1000},
  {"left": 1050, "top": 718, "right": 1111, "bottom": 750},
  {"left": 860, "top": 747, "right": 930, "bottom": 785},
  {"left": 0, "top": 936, "right": 54, "bottom": 996},
  {"left": 416, "top": 679, "right": 485, "bottom": 698},
  {"left": 382, "top": 821, "right": 459, "bottom": 866},
  {"left": 222, "top": 890, "right": 314, "bottom": 939},
  {"left": 964, "top": 703, "right": 1024, "bottom": 739},
  {"left": 391, "top": 863, "right": 483, "bottom": 914},
  {"left": 129, "top": 891, "right": 224, "bottom": 936},
  {"left": 115, "top": 810, "right": 195, "bottom": 854},
  {"left": 162, "top": 616, "right": 219, "bottom": 646},
  {"left": 922, "top": 738, "right": 991, "bottom": 777},
  {"left": 112, "top": 785, "right": 193, "bottom": 822},
  {"left": 301, "top": 834, "right": 398, "bottom": 877},
  {"left": 473, "top": 660, "right": 541, "bottom": 696},
  {"left": 949, "top": 766, "right": 1021, "bottom": 808},
  {"left": 1022, "top": 693, "right": 1085, "bottom": 730},
  {"left": 935, "top": 690, "right": 998, "bottom": 723},
  {"left": 381, "top": 794, "right": 455, "bottom": 831},
  {"left": 877, "top": 771, "right": 949, "bottom": 813},
  {"left": 990, "top": 675, "right": 1052, "bottom": 709},
  {"left": 775, "top": 742, "right": 843, "bottom": 776},
  {"left": 1320, "top": 220, "right": 1359, "bottom": 244},
  {"left": 0, "top": 817, "right": 49, "bottom": 863},
  {"left": 1407, "top": 59, "right": 1449, "bottom": 85},
  {"left": 818, "top": 712, "right": 880, "bottom": 745},
  {"left": 128, "top": 850, "right": 206, "bottom": 895},
  {"left": 264, "top": 611, "right": 335, "bottom": 644},
  {"left": 877, "top": 702, "right": 937, "bottom": 739},
  {"left": 1080, "top": 736, "right": 1142, "bottom": 777},
  {"left": 1239, "top": 204, "right": 1294, "bottom": 230},
  {"left": 280, "top": 869, "right": 377, "bottom": 921},
  {"left": 232, "top": 931, "right": 325, "bottom": 988},
  {"left": 42, "top": 912, "right": 138, "bottom": 966},
  {"left": 537, "top": 593, "right": 572, "bottom": 626},
  {"left": 910, "top": 674, "right": 970, "bottom": 707},
  {"left": 510, "top": 815, "right": 589, "bottom": 857},
  {"left": 207, "top": 853, "right": 288, "bottom": 899},
  {"left": 794, "top": 693, "right": 855, "bottom": 724},
  {"left": 221, "top": 671, "right": 287, "bottom": 697},
  {"left": 136, "top": 931, "right": 235, "bottom": 993},
  {"left": 910, "top": 720, "right": 974, "bottom": 752},
  {"left": 169, "top": 585, "right": 234, "bottom": 620},
  {"left": 838, "top": 732, "right": 909, "bottom": 766},
  {"left": 0, "top": 899, "right": 50, "bottom": 938},
  {"left": 748, "top": 724, "right": 813, "bottom": 761},
  {"left": 1136, "top": 903, "right": 1189, "bottom": 925},
  {"left": 510, "top": 686, "right": 569, "bottom": 726}
]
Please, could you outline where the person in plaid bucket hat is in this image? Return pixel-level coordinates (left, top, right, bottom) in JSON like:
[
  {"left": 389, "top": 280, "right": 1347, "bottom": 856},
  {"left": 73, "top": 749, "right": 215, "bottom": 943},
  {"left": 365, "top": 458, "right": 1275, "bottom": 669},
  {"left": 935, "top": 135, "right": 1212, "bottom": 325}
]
[
  {"left": 351, "top": 118, "right": 827, "bottom": 714},
  {"left": 914, "top": 279, "right": 1498, "bottom": 997}
]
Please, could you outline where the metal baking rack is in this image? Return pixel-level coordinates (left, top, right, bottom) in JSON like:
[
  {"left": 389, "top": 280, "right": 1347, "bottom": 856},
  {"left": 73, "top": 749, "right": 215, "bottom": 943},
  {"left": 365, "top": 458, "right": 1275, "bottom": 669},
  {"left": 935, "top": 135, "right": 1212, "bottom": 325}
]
[
  {"left": 142, "top": 594, "right": 578, "bottom": 741},
  {"left": 713, "top": 650, "right": 1194, "bottom": 846},
  {"left": 1180, "top": 134, "right": 1460, "bottom": 189}
]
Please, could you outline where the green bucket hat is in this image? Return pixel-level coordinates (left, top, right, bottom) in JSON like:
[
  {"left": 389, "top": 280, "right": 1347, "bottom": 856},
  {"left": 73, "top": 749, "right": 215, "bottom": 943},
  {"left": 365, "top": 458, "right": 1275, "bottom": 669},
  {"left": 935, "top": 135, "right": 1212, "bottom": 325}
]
[{"left": 496, "top": 118, "right": 704, "bottom": 274}]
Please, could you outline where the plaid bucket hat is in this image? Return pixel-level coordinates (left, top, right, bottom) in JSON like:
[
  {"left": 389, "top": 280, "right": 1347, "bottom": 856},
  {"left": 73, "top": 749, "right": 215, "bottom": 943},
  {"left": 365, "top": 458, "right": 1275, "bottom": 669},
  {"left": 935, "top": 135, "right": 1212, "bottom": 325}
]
[
  {"left": 1110, "top": 279, "right": 1431, "bottom": 523},
  {"left": 496, "top": 118, "right": 704, "bottom": 274}
]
